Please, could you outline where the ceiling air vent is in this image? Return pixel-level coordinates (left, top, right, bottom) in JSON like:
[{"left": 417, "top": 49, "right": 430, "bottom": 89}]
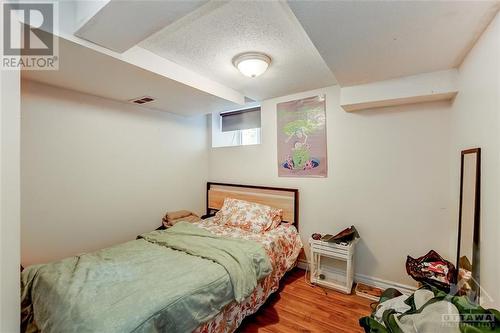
[{"left": 129, "top": 96, "right": 155, "bottom": 105}]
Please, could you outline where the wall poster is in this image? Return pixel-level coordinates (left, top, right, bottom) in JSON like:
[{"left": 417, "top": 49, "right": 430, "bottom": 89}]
[{"left": 277, "top": 95, "right": 327, "bottom": 177}]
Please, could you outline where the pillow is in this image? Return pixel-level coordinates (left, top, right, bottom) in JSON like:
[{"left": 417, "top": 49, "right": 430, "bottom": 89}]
[
  {"left": 214, "top": 198, "right": 283, "bottom": 233},
  {"left": 268, "top": 208, "right": 283, "bottom": 230}
]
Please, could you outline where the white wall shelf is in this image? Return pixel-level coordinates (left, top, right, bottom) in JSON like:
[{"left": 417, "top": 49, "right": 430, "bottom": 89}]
[{"left": 340, "top": 69, "right": 459, "bottom": 112}]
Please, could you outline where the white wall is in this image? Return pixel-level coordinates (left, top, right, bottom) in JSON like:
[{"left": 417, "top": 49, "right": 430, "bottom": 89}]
[
  {"left": 21, "top": 81, "right": 208, "bottom": 266},
  {"left": 209, "top": 86, "right": 453, "bottom": 287},
  {"left": 450, "top": 12, "right": 500, "bottom": 308},
  {"left": 1, "top": 69, "right": 21, "bottom": 332}
]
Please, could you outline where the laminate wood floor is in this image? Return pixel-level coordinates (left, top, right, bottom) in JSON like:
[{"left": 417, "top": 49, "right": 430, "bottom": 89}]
[{"left": 237, "top": 269, "right": 373, "bottom": 333}]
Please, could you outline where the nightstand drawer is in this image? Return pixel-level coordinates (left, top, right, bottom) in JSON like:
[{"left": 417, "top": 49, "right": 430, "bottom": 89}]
[
  {"left": 310, "top": 240, "right": 354, "bottom": 256},
  {"left": 310, "top": 246, "right": 349, "bottom": 260}
]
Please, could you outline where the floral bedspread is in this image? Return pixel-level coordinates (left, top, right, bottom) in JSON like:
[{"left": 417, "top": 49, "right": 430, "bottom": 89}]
[{"left": 192, "top": 218, "right": 303, "bottom": 333}]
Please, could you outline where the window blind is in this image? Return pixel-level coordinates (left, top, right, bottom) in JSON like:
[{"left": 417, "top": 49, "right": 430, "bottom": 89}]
[{"left": 220, "top": 107, "right": 261, "bottom": 132}]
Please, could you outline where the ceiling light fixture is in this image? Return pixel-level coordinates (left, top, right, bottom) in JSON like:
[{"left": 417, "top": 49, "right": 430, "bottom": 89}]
[{"left": 233, "top": 52, "right": 271, "bottom": 78}]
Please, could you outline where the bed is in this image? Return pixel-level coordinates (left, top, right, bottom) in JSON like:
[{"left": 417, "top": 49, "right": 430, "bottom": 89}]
[{"left": 21, "top": 182, "right": 302, "bottom": 333}]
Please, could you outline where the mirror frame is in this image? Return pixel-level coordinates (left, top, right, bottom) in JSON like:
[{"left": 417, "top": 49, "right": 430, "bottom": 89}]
[{"left": 456, "top": 147, "right": 481, "bottom": 301}]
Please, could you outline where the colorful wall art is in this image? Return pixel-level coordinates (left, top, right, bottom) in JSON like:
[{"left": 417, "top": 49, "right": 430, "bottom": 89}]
[{"left": 277, "top": 95, "right": 327, "bottom": 177}]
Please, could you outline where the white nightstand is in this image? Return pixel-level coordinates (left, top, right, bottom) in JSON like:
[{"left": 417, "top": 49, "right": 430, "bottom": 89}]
[{"left": 309, "top": 238, "right": 358, "bottom": 294}]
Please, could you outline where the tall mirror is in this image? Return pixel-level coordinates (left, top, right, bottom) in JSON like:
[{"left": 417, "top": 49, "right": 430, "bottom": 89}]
[{"left": 456, "top": 148, "right": 481, "bottom": 302}]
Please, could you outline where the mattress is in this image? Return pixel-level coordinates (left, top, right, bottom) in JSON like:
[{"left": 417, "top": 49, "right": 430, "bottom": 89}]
[
  {"left": 193, "top": 218, "right": 303, "bottom": 333},
  {"left": 21, "top": 218, "right": 302, "bottom": 333}
]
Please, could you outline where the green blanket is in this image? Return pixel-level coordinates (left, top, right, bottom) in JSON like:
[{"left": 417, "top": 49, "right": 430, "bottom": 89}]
[
  {"left": 21, "top": 222, "right": 272, "bottom": 333},
  {"left": 139, "top": 222, "right": 272, "bottom": 302}
]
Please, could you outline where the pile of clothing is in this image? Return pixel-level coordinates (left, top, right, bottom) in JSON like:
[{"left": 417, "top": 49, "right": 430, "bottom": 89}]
[
  {"left": 360, "top": 287, "right": 500, "bottom": 333},
  {"left": 162, "top": 210, "right": 200, "bottom": 228},
  {"left": 360, "top": 249, "right": 499, "bottom": 332}
]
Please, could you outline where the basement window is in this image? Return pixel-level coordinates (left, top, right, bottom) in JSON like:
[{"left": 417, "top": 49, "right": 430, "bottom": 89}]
[{"left": 212, "top": 106, "right": 261, "bottom": 147}]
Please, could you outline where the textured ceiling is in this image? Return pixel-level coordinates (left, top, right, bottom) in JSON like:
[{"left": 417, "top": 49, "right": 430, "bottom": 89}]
[
  {"left": 289, "top": 0, "right": 500, "bottom": 86},
  {"left": 23, "top": 37, "right": 239, "bottom": 116},
  {"left": 139, "top": 1, "right": 336, "bottom": 101},
  {"left": 75, "top": 0, "right": 207, "bottom": 53},
  {"left": 32, "top": 0, "right": 500, "bottom": 114}
]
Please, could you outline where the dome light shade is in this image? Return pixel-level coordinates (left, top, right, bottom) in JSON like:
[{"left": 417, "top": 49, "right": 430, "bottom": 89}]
[{"left": 233, "top": 52, "right": 271, "bottom": 78}]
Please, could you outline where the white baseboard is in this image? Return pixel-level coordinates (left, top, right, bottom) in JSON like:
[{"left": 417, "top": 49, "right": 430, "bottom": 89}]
[
  {"left": 296, "top": 258, "right": 309, "bottom": 270},
  {"left": 297, "top": 259, "right": 417, "bottom": 295},
  {"left": 354, "top": 273, "right": 417, "bottom": 296}
]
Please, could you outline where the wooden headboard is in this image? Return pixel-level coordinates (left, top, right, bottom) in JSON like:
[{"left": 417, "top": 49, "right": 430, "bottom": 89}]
[{"left": 206, "top": 182, "right": 299, "bottom": 230}]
